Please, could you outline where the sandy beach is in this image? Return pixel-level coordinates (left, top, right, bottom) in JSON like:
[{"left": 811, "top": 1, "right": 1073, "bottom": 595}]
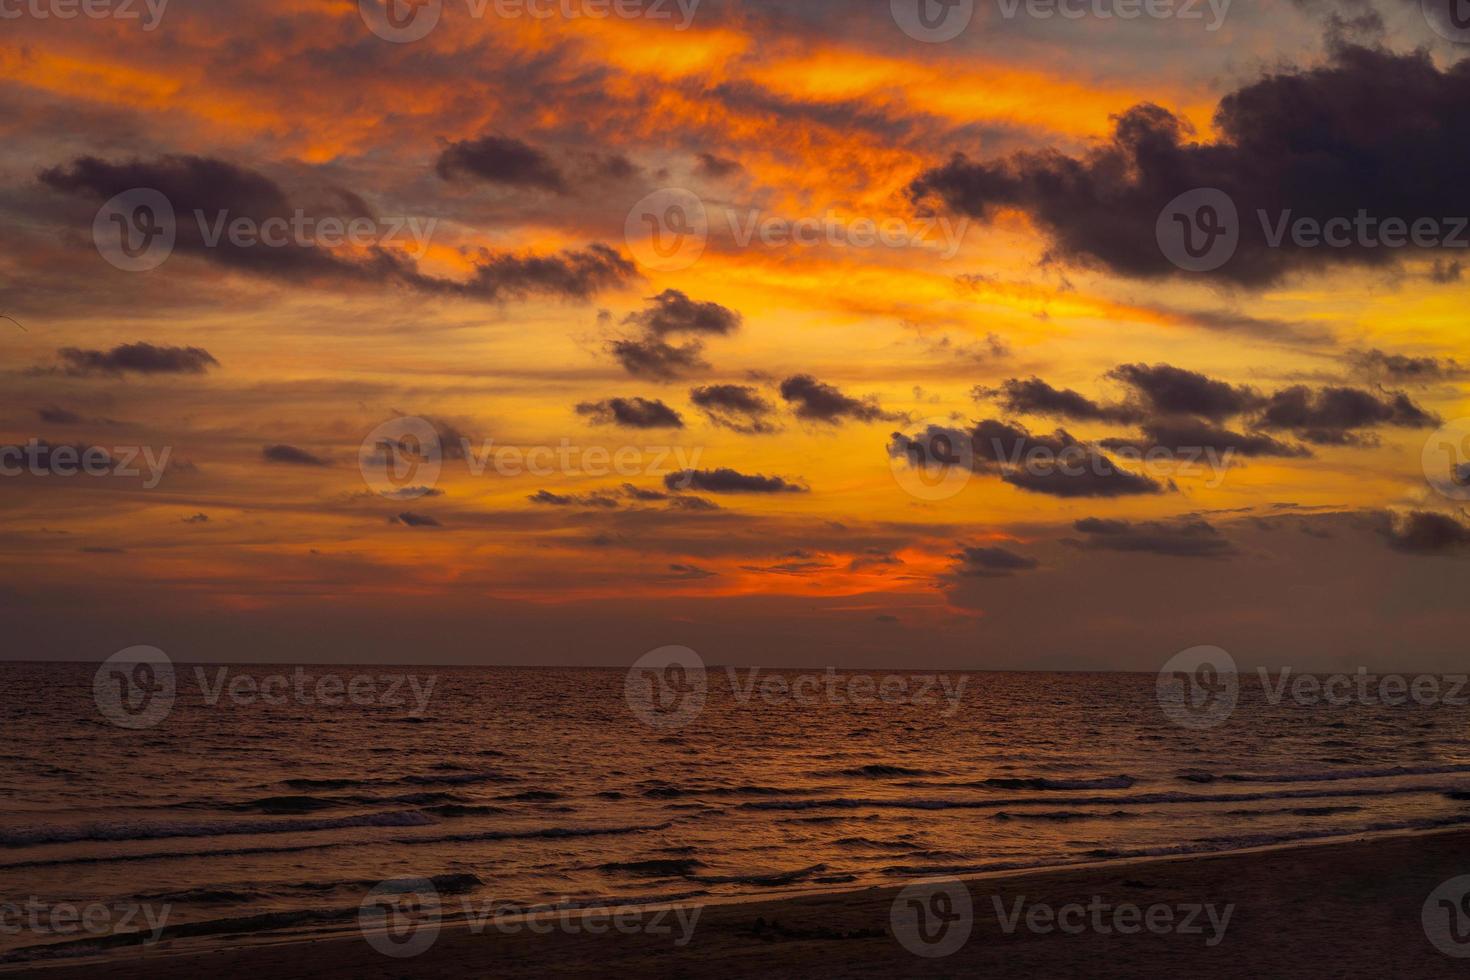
[{"left": 18, "top": 827, "right": 1470, "bottom": 979}]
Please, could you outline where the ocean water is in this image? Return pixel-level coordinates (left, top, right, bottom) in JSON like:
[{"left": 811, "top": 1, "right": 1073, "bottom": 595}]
[{"left": 4, "top": 662, "right": 1470, "bottom": 965}]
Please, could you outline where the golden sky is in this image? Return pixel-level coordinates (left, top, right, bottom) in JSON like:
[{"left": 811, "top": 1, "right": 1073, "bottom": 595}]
[{"left": 2, "top": 0, "right": 1468, "bottom": 668}]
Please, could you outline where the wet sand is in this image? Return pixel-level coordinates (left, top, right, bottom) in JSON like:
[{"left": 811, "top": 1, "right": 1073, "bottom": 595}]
[{"left": 20, "top": 828, "right": 1470, "bottom": 978}]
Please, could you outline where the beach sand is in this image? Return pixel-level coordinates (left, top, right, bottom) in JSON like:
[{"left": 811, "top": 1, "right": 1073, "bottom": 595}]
[{"left": 21, "top": 828, "right": 1470, "bottom": 978}]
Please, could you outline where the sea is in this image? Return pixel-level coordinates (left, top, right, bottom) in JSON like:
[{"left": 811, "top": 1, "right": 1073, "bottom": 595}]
[{"left": 4, "top": 662, "right": 1470, "bottom": 966}]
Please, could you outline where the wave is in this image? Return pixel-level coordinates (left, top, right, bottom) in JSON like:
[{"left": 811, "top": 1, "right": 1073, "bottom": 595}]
[
  {"left": 0, "top": 810, "right": 435, "bottom": 848},
  {"left": 974, "top": 775, "right": 1136, "bottom": 791},
  {"left": 597, "top": 858, "right": 706, "bottom": 877},
  {"left": 1178, "top": 764, "right": 1470, "bottom": 784},
  {"left": 689, "top": 863, "right": 830, "bottom": 887},
  {"left": 389, "top": 821, "right": 673, "bottom": 846},
  {"left": 992, "top": 809, "right": 1138, "bottom": 822},
  {"left": 834, "top": 765, "right": 942, "bottom": 778}
]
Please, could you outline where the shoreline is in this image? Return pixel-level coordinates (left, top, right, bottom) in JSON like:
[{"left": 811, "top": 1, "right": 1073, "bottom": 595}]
[{"left": 17, "top": 824, "right": 1470, "bottom": 978}]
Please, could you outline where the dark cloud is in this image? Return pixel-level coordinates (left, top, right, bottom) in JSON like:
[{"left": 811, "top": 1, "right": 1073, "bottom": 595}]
[
  {"left": 575, "top": 397, "right": 684, "bottom": 429},
  {"left": 690, "top": 384, "right": 778, "bottom": 434},
  {"left": 889, "top": 420, "right": 1167, "bottom": 498},
  {"left": 57, "top": 342, "right": 218, "bottom": 377},
  {"left": 608, "top": 337, "right": 708, "bottom": 381},
  {"left": 1068, "top": 516, "right": 1236, "bottom": 559},
  {"left": 183, "top": 513, "right": 210, "bottom": 523},
  {"left": 1101, "top": 420, "right": 1309, "bottom": 459},
  {"left": 434, "top": 134, "right": 567, "bottom": 193},
  {"left": 976, "top": 376, "right": 1131, "bottom": 423},
  {"left": 954, "top": 545, "right": 1039, "bottom": 577},
  {"left": 392, "top": 511, "right": 442, "bottom": 527},
  {"left": 621, "top": 483, "right": 670, "bottom": 501},
  {"left": 1348, "top": 348, "right": 1462, "bottom": 383},
  {"left": 909, "top": 45, "right": 1470, "bottom": 286},
  {"left": 695, "top": 152, "right": 743, "bottom": 178},
  {"left": 41, "top": 155, "right": 633, "bottom": 302},
  {"left": 1380, "top": 511, "right": 1470, "bottom": 554},
  {"left": 664, "top": 467, "right": 808, "bottom": 494},
  {"left": 665, "top": 495, "right": 721, "bottom": 511},
  {"left": 1255, "top": 385, "right": 1438, "bottom": 443},
  {"left": 780, "top": 374, "right": 901, "bottom": 424},
  {"left": 262, "top": 444, "right": 329, "bottom": 466},
  {"left": 666, "top": 563, "right": 718, "bottom": 579},
  {"left": 1106, "top": 364, "right": 1260, "bottom": 422},
  {"left": 623, "top": 290, "right": 742, "bottom": 336},
  {"left": 528, "top": 489, "right": 620, "bottom": 508}
]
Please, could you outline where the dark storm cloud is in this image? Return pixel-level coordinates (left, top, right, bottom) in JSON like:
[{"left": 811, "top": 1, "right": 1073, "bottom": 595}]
[
  {"left": 689, "top": 384, "right": 778, "bottom": 434},
  {"left": 953, "top": 545, "right": 1039, "bottom": 577},
  {"left": 608, "top": 337, "right": 709, "bottom": 380},
  {"left": 392, "top": 511, "right": 442, "bottom": 527},
  {"left": 1106, "top": 364, "right": 1261, "bottom": 422},
  {"left": 434, "top": 134, "right": 568, "bottom": 193},
  {"left": 908, "top": 45, "right": 1470, "bottom": 286},
  {"left": 1000, "top": 453, "right": 1166, "bottom": 498},
  {"left": 40, "top": 155, "right": 634, "bottom": 302},
  {"left": 779, "top": 375, "right": 901, "bottom": 424},
  {"left": 262, "top": 444, "right": 329, "bottom": 466},
  {"left": 664, "top": 468, "right": 808, "bottom": 494},
  {"left": 575, "top": 397, "right": 684, "bottom": 429},
  {"left": 1255, "top": 385, "right": 1438, "bottom": 443},
  {"left": 623, "top": 290, "right": 742, "bottom": 336},
  {"left": 1101, "top": 419, "right": 1310, "bottom": 459},
  {"left": 1379, "top": 511, "right": 1470, "bottom": 554},
  {"left": 1068, "top": 516, "right": 1237, "bottom": 558},
  {"left": 57, "top": 342, "right": 218, "bottom": 376}
]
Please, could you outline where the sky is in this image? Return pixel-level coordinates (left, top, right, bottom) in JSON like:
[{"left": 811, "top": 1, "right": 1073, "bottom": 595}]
[{"left": 1, "top": 0, "right": 1468, "bottom": 669}]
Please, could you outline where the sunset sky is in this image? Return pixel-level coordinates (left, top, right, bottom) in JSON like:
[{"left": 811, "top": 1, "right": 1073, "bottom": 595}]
[{"left": 2, "top": 0, "right": 1468, "bottom": 668}]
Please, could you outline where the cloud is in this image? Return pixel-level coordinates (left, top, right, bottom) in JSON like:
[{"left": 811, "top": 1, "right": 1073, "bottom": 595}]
[
  {"left": 1380, "top": 511, "right": 1470, "bottom": 554},
  {"left": 779, "top": 374, "right": 901, "bottom": 424},
  {"left": 41, "top": 154, "right": 633, "bottom": 302},
  {"left": 1102, "top": 420, "right": 1309, "bottom": 459},
  {"left": 1106, "top": 364, "right": 1260, "bottom": 422},
  {"left": 57, "top": 342, "right": 218, "bottom": 376},
  {"left": 1068, "top": 516, "right": 1236, "bottom": 558},
  {"left": 664, "top": 467, "right": 808, "bottom": 494},
  {"left": 889, "top": 420, "right": 1167, "bottom": 498},
  {"left": 608, "top": 337, "right": 709, "bottom": 380},
  {"left": 623, "top": 290, "right": 742, "bottom": 336},
  {"left": 1255, "top": 385, "right": 1438, "bottom": 443},
  {"left": 953, "top": 545, "right": 1039, "bottom": 577},
  {"left": 666, "top": 562, "right": 718, "bottom": 579},
  {"left": 908, "top": 45, "right": 1470, "bottom": 286},
  {"left": 1347, "top": 348, "right": 1462, "bottom": 383},
  {"left": 977, "top": 376, "right": 1132, "bottom": 423},
  {"left": 575, "top": 397, "right": 684, "bottom": 428},
  {"left": 689, "top": 384, "right": 778, "bottom": 434},
  {"left": 262, "top": 444, "right": 329, "bottom": 466},
  {"left": 694, "top": 152, "right": 743, "bottom": 178},
  {"left": 392, "top": 511, "right": 442, "bottom": 527},
  {"left": 183, "top": 513, "right": 210, "bottom": 523},
  {"left": 435, "top": 134, "right": 567, "bottom": 193},
  {"left": 528, "top": 489, "right": 621, "bottom": 508}
]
